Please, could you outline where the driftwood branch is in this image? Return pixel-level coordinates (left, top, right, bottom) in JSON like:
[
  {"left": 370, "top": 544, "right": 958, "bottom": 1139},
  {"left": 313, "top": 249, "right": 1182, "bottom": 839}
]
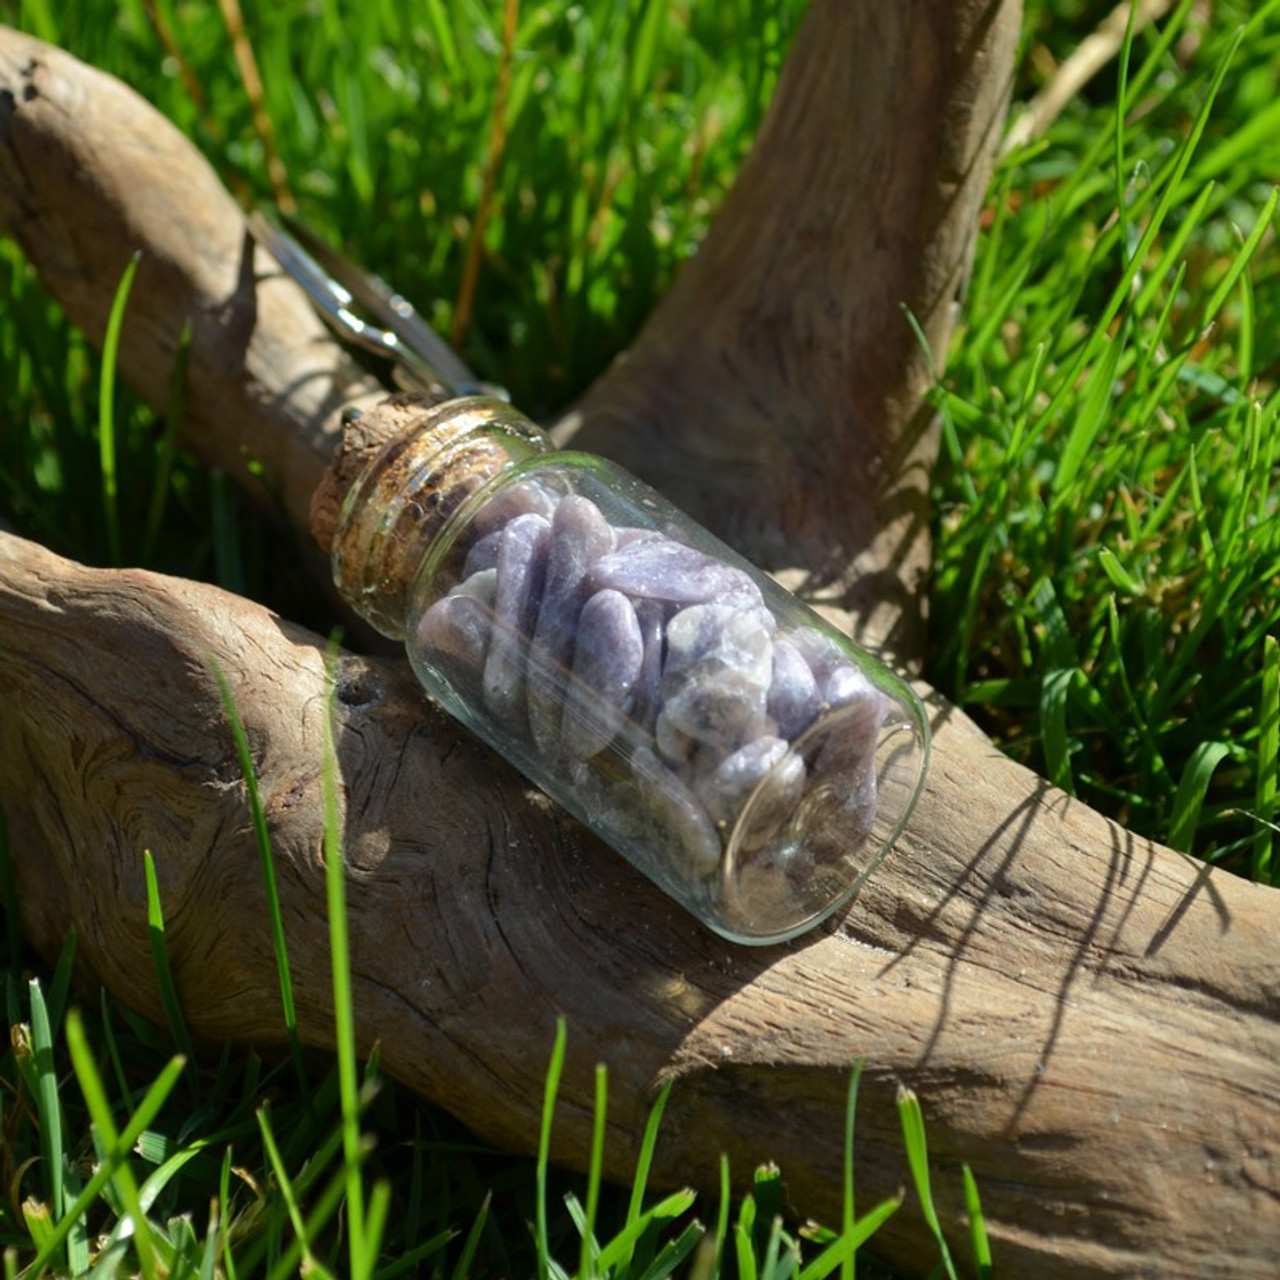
[
  {"left": 2, "top": 8, "right": 1279, "bottom": 1279},
  {"left": 6, "top": 532, "right": 1279, "bottom": 1279}
]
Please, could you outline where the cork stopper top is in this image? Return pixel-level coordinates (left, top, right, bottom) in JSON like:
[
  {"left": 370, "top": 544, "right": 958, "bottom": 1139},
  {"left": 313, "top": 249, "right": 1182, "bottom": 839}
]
[
  {"left": 309, "top": 393, "right": 440, "bottom": 559},
  {"left": 311, "top": 393, "right": 551, "bottom": 639}
]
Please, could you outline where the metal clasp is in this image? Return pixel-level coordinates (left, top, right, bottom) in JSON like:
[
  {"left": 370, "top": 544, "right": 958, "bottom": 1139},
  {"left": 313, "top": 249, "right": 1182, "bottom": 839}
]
[{"left": 249, "top": 211, "right": 508, "bottom": 403}]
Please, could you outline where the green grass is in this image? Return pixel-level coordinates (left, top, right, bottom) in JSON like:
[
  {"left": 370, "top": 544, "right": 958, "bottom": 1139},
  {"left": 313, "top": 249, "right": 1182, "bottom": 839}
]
[
  {"left": 930, "top": 0, "right": 1280, "bottom": 873},
  {"left": 2, "top": 0, "right": 1279, "bottom": 1275}
]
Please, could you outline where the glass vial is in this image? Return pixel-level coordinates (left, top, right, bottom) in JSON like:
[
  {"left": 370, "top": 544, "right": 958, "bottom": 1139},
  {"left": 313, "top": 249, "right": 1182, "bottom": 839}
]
[{"left": 330, "top": 396, "right": 928, "bottom": 945}]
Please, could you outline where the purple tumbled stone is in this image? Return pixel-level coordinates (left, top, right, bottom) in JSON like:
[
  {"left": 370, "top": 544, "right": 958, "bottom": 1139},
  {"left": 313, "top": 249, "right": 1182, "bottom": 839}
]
[
  {"left": 696, "top": 735, "right": 791, "bottom": 827},
  {"left": 713, "top": 574, "right": 768, "bottom": 617},
  {"left": 483, "top": 512, "right": 551, "bottom": 723},
  {"left": 698, "top": 736, "right": 808, "bottom": 852},
  {"left": 528, "top": 495, "right": 617, "bottom": 752},
  {"left": 662, "top": 603, "right": 773, "bottom": 692},
  {"left": 588, "top": 537, "right": 758, "bottom": 607},
  {"left": 735, "top": 747, "right": 807, "bottom": 853},
  {"left": 654, "top": 707, "right": 697, "bottom": 769},
  {"left": 803, "top": 693, "right": 889, "bottom": 855},
  {"left": 630, "top": 599, "right": 666, "bottom": 734},
  {"left": 462, "top": 529, "right": 503, "bottom": 579},
  {"left": 768, "top": 638, "right": 822, "bottom": 740},
  {"left": 630, "top": 746, "right": 722, "bottom": 876},
  {"left": 471, "top": 478, "right": 560, "bottom": 537},
  {"left": 416, "top": 568, "right": 497, "bottom": 672},
  {"left": 808, "top": 693, "right": 887, "bottom": 789},
  {"left": 659, "top": 603, "right": 774, "bottom": 755},
  {"left": 823, "top": 662, "right": 876, "bottom": 709},
  {"left": 561, "top": 589, "right": 644, "bottom": 760},
  {"left": 614, "top": 527, "right": 663, "bottom": 549},
  {"left": 660, "top": 667, "right": 772, "bottom": 752},
  {"left": 789, "top": 625, "right": 846, "bottom": 686}
]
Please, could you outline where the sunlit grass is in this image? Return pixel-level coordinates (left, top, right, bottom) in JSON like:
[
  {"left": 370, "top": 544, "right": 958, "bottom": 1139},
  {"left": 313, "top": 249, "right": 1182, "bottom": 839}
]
[{"left": 930, "top": 0, "right": 1280, "bottom": 871}]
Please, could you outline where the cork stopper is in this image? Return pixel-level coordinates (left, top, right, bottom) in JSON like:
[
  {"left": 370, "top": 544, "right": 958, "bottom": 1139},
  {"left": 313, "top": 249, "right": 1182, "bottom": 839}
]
[
  {"left": 315, "top": 394, "right": 551, "bottom": 639},
  {"left": 310, "top": 393, "right": 437, "bottom": 558}
]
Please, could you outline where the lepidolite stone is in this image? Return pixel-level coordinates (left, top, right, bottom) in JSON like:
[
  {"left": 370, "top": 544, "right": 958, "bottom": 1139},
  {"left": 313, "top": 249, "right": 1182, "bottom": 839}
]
[
  {"left": 416, "top": 485, "right": 888, "bottom": 898},
  {"left": 562, "top": 589, "right": 644, "bottom": 760},
  {"left": 416, "top": 568, "right": 496, "bottom": 671},
  {"left": 588, "top": 538, "right": 760, "bottom": 607},
  {"left": 483, "top": 512, "right": 550, "bottom": 721},
  {"left": 529, "top": 495, "right": 617, "bottom": 751},
  {"left": 768, "top": 638, "right": 821, "bottom": 739}
]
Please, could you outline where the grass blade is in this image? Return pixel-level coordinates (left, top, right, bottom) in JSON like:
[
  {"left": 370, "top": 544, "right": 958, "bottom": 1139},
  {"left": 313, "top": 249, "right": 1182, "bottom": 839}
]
[
  {"left": 596, "top": 1192, "right": 701, "bottom": 1274},
  {"left": 1051, "top": 330, "right": 1124, "bottom": 500},
  {"left": 579, "top": 1063, "right": 608, "bottom": 1278},
  {"left": 841, "top": 1062, "right": 863, "bottom": 1280},
  {"left": 257, "top": 1106, "right": 327, "bottom": 1278},
  {"left": 27, "top": 980, "right": 65, "bottom": 1228},
  {"left": 1196, "top": 185, "right": 1279, "bottom": 334},
  {"left": 420, "top": 0, "right": 460, "bottom": 80},
  {"left": 1033, "top": 23, "right": 1244, "bottom": 435},
  {"left": 447, "top": 1193, "right": 490, "bottom": 1280},
  {"left": 21, "top": 1199, "right": 57, "bottom": 1256},
  {"left": 1255, "top": 635, "right": 1279, "bottom": 884},
  {"left": 98, "top": 250, "right": 141, "bottom": 567},
  {"left": 262, "top": 1156, "right": 368, "bottom": 1280},
  {"left": 37, "top": 1010, "right": 186, "bottom": 1279},
  {"left": 796, "top": 1195, "right": 901, "bottom": 1280},
  {"left": 218, "top": 1146, "right": 239, "bottom": 1280},
  {"left": 536, "top": 1018, "right": 568, "bottom": 1280},
  {"left": 1111, "top": 0, "right": 1137, "bottom": 255},
  {"left": 733, "top": 1212, "right": 758, "bottom": 1280},
  {"left": 712, "top": 1154, "right": 732, "bottom": 1280},
  {"left": 594, "top": 1189, "right": 699, "bottom": 1274},
  {"left": 1040, "top": 668, "right": 1078, "bottom": 795},
  {"left": 633, "top": 1219, "right": 704, "bottom": 1280},
  {"left": 198, "top": 1187, "right": 221, "bottom": 1280},
  {"left": 612, "top": 1076, "right": 674, "bottom": 1279},
  {"left": 961, "top": 1164, "right": 993, "bottom": 1279},
  {"left": 210, "top": 658, "right": 308, "bottom": 1096},
  {"left": 627, "top": 0, "right": 671, "bottom": 104},
  {"left": 321, "top": 639, "right": 368, "bottom": 1271},
  {"left": 143, "top": 849, "right": 197, "bottom": 1072},
  {"left": 1133, "top": 183, "right": 1213, "bottom": 319},
  {"left": 1167, "top": 741, "right": 1230, "bottom": 854},
  {"left": 63, "top": 1148, "right": 91, "bottom": 1276},
  {"left": 362, "top": 1180, "right": 392, "bottom": 1280},
  {"left": 372, "top": 1227, "right": 454, "bottom": 1280},
  {"left": 897, "top": 1085, "right": 958, "bottom": 1280},
  {"left": 1097, "top": 547, "right": 1144, "bottom": 597}
]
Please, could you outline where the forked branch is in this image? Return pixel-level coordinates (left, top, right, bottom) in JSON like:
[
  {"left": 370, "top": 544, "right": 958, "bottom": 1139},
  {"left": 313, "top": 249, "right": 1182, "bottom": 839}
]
[{"left": 1, "top": 7, "right": 1278, "bottom": 1278}]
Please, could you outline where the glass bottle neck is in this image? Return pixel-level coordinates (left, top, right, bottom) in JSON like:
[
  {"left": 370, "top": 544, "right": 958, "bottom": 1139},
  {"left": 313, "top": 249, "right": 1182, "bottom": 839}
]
[{"left": 330, "top": 396, "right": 552, "bottom": 638}]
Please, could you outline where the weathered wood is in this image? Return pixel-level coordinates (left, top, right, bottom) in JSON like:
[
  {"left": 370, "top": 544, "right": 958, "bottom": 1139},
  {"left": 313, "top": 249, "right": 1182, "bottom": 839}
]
[
  {"left": 5, "top": 532, "right": 1279, "bottom": 1279},
  {"left": 1, "top": 7, "right": 1278, "bottom": 1279}
]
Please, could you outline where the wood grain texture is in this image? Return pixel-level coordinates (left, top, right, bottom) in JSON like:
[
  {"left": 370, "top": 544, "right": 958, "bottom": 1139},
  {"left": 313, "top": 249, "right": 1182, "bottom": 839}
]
[
  {"left": 2, "top": 5, "right": 1279, "bottom": 1277},
  {"left": 3, "top": 532, "right": 1278, "bottom": 1278}
]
